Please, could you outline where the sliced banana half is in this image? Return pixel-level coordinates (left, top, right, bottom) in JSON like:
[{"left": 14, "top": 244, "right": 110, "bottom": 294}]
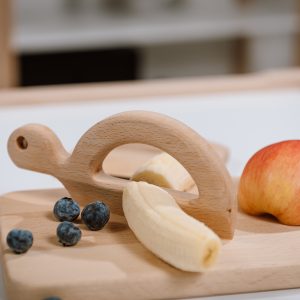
[
  {"left": 131, "top": 144, "right": 229, "bottom": 192},
  {"left": 131, "top": 153, "right": 194, "bottom": 192},
  {"left": 123, "top": 181, "right": 221, "bottom": 272}
]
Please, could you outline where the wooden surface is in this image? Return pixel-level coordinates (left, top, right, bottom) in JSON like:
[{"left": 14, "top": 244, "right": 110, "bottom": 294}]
[
  {"left": 0, "top": 69, "right": 300, "bottom": 106},
  {"left": 7, "top": 111, "right": 235, "bottom": 239},
  {"left": 0, "top": 0, "right": 17, "bottom": 88},
  {"left": 0, "top": 187, "right": 300, "bottom": 300}
]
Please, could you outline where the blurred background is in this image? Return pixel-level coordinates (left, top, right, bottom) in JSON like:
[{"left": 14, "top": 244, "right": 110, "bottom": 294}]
[{"left": 1, "top": 0, "right": 300, "bottom": 88}]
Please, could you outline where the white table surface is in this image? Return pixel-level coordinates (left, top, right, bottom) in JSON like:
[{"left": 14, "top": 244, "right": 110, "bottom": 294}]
[{"left": 1, "top": 88, "right": 300, "bottom": 299}]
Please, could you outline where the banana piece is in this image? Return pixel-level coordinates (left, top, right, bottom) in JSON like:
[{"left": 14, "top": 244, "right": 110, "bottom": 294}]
[
  {"left": 131, "top": 144, "right": 229, "bottom": 192},
  {"left": 123, "top": 181, "right": 221, "bottom": 272},
  {"left": 131, "top": 153, "right": 194, "bottom": 192}
]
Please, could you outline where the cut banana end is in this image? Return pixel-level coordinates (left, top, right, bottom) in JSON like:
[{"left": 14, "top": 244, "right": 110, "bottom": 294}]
[
  {"left": 123, "top": 181, "right": 221, "bottom": 272},
  {"left": 131, "top": 153, "right": 195, "bottom": 192}
]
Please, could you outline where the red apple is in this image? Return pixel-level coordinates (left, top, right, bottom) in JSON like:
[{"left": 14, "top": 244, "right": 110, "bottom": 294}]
[{"left": 238, "top": 140, "right": 300, "bottom": 225}]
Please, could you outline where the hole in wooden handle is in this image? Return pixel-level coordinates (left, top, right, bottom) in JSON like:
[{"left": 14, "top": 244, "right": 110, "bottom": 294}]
[{"left": 16, "top": 136, "right": 28, "bottom": 150}]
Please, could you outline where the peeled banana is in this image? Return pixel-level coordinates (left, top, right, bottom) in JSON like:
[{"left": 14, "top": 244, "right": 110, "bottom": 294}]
[
  {"left": 123, "top": 181, "right": 221, "bottom": 272},
  {"left": 131, "top": 153, "right": 194, "bottom": 192}
]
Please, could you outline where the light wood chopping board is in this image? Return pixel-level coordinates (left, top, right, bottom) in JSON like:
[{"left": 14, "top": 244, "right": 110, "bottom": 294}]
[{"left": 1, "top": 187, "right": 300, "bottom": 300}]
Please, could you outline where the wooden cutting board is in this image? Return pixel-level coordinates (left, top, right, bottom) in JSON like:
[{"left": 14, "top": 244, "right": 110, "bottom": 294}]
[{"left": 1, "top": 188, "right": 300, "bottom": 300}]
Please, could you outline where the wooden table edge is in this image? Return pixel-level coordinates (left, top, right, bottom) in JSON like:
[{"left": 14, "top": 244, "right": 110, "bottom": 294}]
[{"left": 0, "top": 68, "right": 300, "bottom": 107}]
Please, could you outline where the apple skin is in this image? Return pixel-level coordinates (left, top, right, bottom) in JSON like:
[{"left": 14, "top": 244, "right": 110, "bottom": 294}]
[{"left": 238, "top": 140, "right": 300, "bottom": 225}]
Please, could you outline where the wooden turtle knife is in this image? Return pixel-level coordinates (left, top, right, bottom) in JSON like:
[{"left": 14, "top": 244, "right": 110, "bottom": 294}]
[{"left": 7, "top": 111, "right": 236, "bottom": 239}]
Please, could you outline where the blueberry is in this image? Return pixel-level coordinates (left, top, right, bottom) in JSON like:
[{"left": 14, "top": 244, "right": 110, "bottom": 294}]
[
  {"left": 57, "top": 221, "right": 81, "bottom": 246},
  {"left": 81, "top": 201, "right": 110, "bottom": 231},
  {"left": 53, "top": 197, "right": 80, "bottom": 222},
  {"left": 6, "top": 229, "right": 33, "bottom": 254}
]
